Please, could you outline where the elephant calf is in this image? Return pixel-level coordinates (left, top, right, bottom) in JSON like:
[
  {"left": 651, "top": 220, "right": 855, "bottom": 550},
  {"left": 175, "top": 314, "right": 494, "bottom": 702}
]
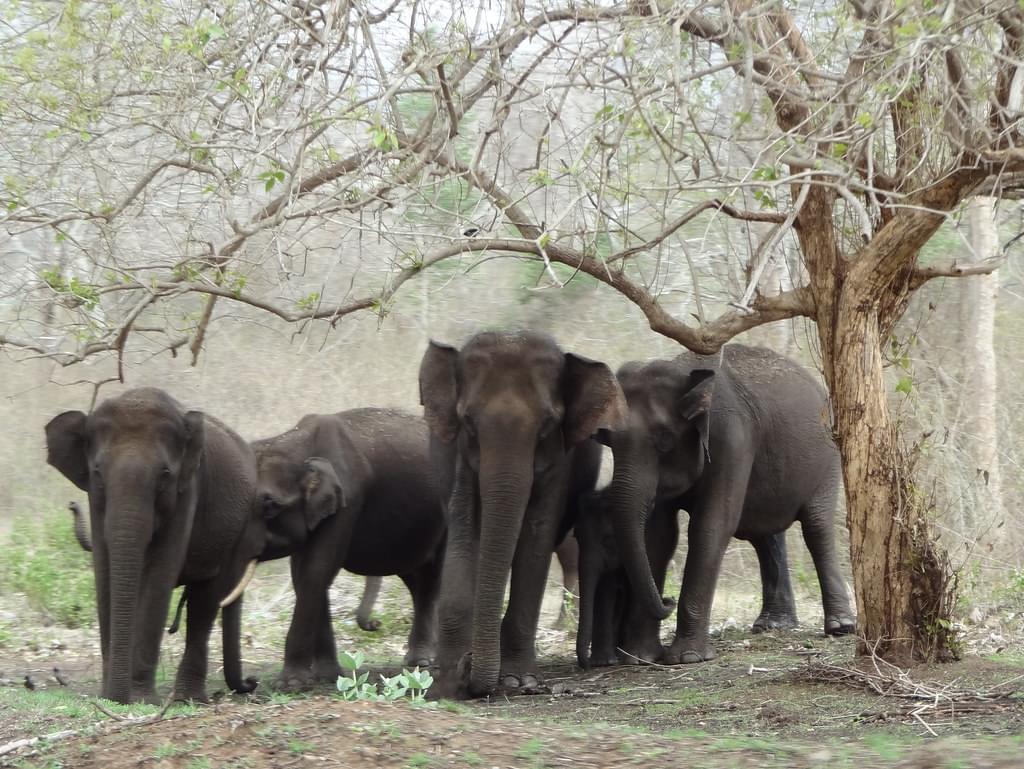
[
  {"left": 249, "top": 408, "right": 445, "bottom": 691},
  {"left": 590, "top": 344, "right": 855, "bottom": 667}
]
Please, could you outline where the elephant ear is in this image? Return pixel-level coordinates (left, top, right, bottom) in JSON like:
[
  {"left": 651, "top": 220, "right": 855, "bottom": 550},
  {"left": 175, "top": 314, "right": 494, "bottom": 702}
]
[
  {"left": 181, "top": 411, "right": 206, "bottom": 483},
  {"left": 563, "top": 353, "right": 628, "bottom": 448},
  {"left": 678, "top": 369, "right": 715, "bottom": 462},
  {"left": 419, "top": 340, "right": 460, "bottom": 443},
  {"left": 45, "top": 411, "right": 90, "bottom": 491},
  {"left": 301, "top": 457, "right": 344, "bottom": 531}
]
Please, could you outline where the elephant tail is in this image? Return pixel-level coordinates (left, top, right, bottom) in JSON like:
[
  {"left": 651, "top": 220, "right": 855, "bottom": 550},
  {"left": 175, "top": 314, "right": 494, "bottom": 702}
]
[
  {"left": 68, "top": 501, "right": 92, "bottom": 552},
  {"left": 167, "top": 589, "right": 187, "bottom": 634}
]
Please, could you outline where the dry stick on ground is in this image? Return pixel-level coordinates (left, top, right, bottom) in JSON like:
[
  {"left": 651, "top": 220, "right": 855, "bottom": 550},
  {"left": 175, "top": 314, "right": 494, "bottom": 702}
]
[
  {"left": 0, "top": 691, "right": 180, "bottom": 758},
  {"left": 791, "top": 640, "right": 1024, "bottom": 734}
]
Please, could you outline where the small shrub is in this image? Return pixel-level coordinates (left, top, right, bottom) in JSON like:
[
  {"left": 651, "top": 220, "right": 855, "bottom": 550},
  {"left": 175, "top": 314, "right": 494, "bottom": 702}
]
[
  {"left": 0, "top": 509, "right": 95, "bottom": 628},
  {"left": 335, "top": 651, "right": 434, "bottom": 704}
]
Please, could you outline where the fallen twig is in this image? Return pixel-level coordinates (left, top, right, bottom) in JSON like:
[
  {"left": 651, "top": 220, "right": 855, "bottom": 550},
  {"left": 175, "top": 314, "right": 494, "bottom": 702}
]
[{"left": 790, "top": 642, "right": 1023, "bottom": 735}]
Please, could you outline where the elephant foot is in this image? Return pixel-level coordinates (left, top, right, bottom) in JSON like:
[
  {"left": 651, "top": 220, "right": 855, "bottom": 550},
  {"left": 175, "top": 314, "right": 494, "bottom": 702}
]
[
  {"left": 404, "top": 642, "right": 436, "bottom": 669},
  {"left": 588, "top": 648, "right": 619, "bottom": 668},
  {"left": 752, "top": 612, "right": 799, "bottom": 634},
  {"left": 496, "top": 671, "right": 548, "bottom": 697},
  {"left": 130, "top": 686, "right": 163, "bottom": 705},
  {"left": 357, "top": 618, "right": 382, "bottom": 632},
  {"left": 312, "top": 658, "right": 343, "bottom": 682},
  {"left": 825, "top": 614, "right": 856, "bottom": 636},
  {"left": 172, "top": 686, "right": 209, "bottom": 704},
  {"left": 274, "top": 667, "right": 316, "bottom": 693},
  {"left": 663, "top": 637, "right": 716, "bottom": 665},
  {"left": 229, "top": 676, "right": 259, "bottom": 694},
  {"left": 617, "top": 642, "right": 664, "bottom": 666},
  {"left": 404, "top": 654, "right": 435, "bottom": 669}
]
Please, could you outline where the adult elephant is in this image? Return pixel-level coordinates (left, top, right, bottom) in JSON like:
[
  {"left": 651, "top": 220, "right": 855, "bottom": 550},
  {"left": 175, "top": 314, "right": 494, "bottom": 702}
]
[
  {"left": 575, "top": 490, "right": 797, "bottom": 668},
  {"left": 419, "top": 329, "right": 655, "bottom": 699},
  {"left": 250, "top": 408, "right": 446, "bottom": 691},
  {"left": 598, "top": 345, "right": 855, "bottom": 667},
  {"left": 45, "top": 388, "right": 262, "bottom": 704}
]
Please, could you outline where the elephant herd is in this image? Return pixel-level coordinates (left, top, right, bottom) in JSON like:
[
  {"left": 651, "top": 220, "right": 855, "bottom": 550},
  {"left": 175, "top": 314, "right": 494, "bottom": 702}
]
[{"left": 44, "top": 329, "right": 854, "bottom": 705}]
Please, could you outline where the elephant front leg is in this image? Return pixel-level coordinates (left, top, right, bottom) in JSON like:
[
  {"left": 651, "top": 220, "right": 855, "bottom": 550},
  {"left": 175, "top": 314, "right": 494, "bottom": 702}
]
[
  {"left": 278, "top": 555, "right": 335, "bottom": 691},
  {"left": 311, "top": 600, "right": 342, "bottom": 683},
  {"left": 132, "top": 547, "right": 185, "bottom": 703},
  {"left": 497, "top": 495, "right": 563, "bottom": 692},
  {"left": 663, "top": 514, "right": 734, "bottom": 665},
  {"left": 751, "top": 532, "right": 799, "bottom": 633},
  {"left": 433, "top": 463, "right": 478, "bottom": 700}
]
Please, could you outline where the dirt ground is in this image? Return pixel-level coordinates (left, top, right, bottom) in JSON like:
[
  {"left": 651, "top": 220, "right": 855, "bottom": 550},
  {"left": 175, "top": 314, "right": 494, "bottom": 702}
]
[{"left": 3, "top": 562, "right": 1024, "bottom": 768}]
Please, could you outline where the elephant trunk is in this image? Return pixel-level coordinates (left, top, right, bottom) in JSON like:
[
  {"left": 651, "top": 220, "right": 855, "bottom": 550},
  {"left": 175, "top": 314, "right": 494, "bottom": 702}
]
[
  {"left": 105, "top": 514, "right": 149, "bottom": 703},
  {"left": 575, "top": 537, "right": 602, "bottom": 669},
  {"left": 221, "top": 597, "right": 258, "bottom": 693},
  {"left": 69, "top": 501, "right": 92, "bottom": 552},
  {"left": 607, "top": 447, "right": 672, "bottom": 622},
  {"left": 469, "top": 446, "right": 534, "bottom": 696}
]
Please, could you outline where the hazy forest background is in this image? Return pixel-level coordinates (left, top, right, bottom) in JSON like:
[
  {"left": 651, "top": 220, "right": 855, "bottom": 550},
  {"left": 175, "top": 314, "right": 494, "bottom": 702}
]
[{"left": 1, "top": 0, "right": 1023, "bottom": 633}]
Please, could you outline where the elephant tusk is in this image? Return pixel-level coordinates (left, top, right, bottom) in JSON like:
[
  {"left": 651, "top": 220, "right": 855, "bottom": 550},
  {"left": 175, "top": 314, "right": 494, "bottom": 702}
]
[{"left": 220, "top": 559, "right": 257, "bottom": 608}]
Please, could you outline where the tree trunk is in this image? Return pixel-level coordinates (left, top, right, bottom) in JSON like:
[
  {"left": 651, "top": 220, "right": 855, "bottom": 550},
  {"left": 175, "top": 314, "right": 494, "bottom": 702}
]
[
  {"left": 959, "top": 196, "right": 1004, "bottom": 556},
  {"left": 819, "top": 288, "right": 958, "bottom": 662},
  {"left": 795, "top": 180, "right": 960, "bottom": 664}
]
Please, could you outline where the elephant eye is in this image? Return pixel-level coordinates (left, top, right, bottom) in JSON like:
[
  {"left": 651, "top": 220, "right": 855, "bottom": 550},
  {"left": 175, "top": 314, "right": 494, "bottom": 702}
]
[
  {"left": 652, "top": 427, "right": 675, "bottom": 454},
  {"left": 263, "top": 494, "right": 283, "bottom": 519},
  {"left": 537, "top": 414, "right": 558, "bottom": 442},
  {"left": 156, "top": 467, "right": 173, "bottom": 491}
]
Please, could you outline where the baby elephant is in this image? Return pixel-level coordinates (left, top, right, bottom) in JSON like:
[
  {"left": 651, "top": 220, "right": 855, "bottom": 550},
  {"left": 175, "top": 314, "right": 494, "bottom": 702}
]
[{"left": 248, "top": 408, "right": 445, "bottom": 691}]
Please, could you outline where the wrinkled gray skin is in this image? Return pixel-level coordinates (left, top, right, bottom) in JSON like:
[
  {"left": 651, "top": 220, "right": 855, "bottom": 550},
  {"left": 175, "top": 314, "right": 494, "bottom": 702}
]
[
  {"left": 601, "top": 345, "right": 855, "bottom": 666},
  {"left": 419, "top": 330, "right": 649, "bottom": 699},
  {"left": 252, "top": 408, "right": 445, "bottom": 691},
  {"left": 575, "top": 490, "right": 795, "bottom": 668},
  {"left": 46, "top": 388, "right": 262, "bottom": 704}
]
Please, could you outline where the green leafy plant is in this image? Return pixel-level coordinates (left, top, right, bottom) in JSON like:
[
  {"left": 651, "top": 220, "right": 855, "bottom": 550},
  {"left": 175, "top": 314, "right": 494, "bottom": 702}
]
[
  {"left": 0, "top": 509, "right": 95, "bottom": 627},
  {"left": 39, "top": 268, "right": 100, "bottom": 310},
  {"left": 335, "top": 651, "right": 434, "bottom": 703}
]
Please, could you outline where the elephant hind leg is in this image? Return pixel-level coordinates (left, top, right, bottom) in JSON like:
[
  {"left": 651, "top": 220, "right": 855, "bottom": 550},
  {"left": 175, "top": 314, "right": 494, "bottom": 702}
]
[
  {"left": 173, "top": 581, "right": 220, "bottom": 703},
  {"left": 799, "top": 489, "right": 855, "bottom": 636},
  {"left": 400, "top": 555, "right": 443, "bottom": 668},
  {"left": 750, "top": 532, "right": 799, "bottom": 633}
]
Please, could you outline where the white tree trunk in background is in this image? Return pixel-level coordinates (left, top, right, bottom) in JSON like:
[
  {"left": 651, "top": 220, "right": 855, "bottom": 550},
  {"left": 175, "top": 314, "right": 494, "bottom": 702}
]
[{"left": 960, "top": 196, "right": 1004, "bottom": 557}]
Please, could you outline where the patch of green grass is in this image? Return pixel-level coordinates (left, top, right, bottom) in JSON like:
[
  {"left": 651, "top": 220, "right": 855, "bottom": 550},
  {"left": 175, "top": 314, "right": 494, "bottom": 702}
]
[
  {"left": 0, "top": 508, "right": 95, "bottom": 627},
  {"left": 437, "top": 699, "right": 471, "bottom": 714},
  {"left": 0, "top": 688, "right": 199, "bottom": 730},
  {"left": 404, "top": 752, "right": 437, "bottom": 768},
  {"left": 288, "top": 739, "right": 314, "bottom": 755},
  {"left": 186, "top": 758, "right": 212, "bottom": 769},
  {"left": 861, "top": 732, "right": 907, "bottom": 762},
  {"left": 514, "top": 737, "right": 545, "bottom": 759},
  {"left": 706, "top": 735, "right": 798, "bottom": 755},
  {"left": 154, "top": 742, "right": 187, "bottom": 759},
  {"left": 462, "top": 751, "right": 484, "bottom": 766}
]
